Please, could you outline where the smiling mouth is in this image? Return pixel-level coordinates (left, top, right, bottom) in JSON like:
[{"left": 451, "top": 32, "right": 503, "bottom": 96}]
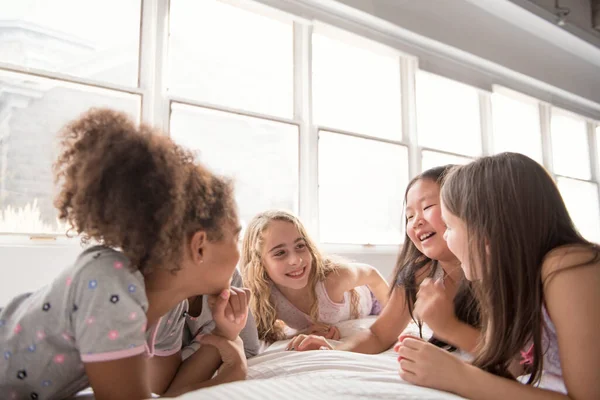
[
  {"left": 286, "top": 266, "right": 307, "bottom": 279},
  {"left": 419, "top": 232, "right": 436, "bottom": 242}
]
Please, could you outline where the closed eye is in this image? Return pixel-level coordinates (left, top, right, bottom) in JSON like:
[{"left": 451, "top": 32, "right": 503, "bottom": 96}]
[
  {"left": 274, "top": 250, "right": 286, "bottom": 257},
  {"left": 424, "top": 204, "right": 436, "bottom": 210}
]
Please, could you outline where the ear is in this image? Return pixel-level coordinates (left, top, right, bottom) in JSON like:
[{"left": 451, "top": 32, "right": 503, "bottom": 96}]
[
  {"left": 189, "top": 230, "right": 208, "bottom": 264},
  {"left": 485, "top": 238, "right": 491, "bottom": 256}
]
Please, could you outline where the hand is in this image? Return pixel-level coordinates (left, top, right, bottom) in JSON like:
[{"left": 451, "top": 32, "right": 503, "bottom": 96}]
[
  {"left": 286, "top": 334, "right": 334, "bottom": 351},
  {"left": 414, "top": 278, "right": 458, "bottom": 340},
  {"left": 197, "top": 334, "right": 247, "bottom": 383},
  {"left": 395, "top": 337, "right": 467, "bottom": 393},
  {"left": 208, "top": 287, "right": 251, "bottom": 341},
  {"left": 307, "top": 323, "right": 341, "bottom": 340}
]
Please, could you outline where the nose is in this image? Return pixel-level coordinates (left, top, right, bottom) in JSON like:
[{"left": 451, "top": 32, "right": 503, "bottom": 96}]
[
  {"left": 289, "top": 252, "right": 301, "bottom": 266},
  {"left": 412, "top": 213, "right": 425, "bottom": 228}
]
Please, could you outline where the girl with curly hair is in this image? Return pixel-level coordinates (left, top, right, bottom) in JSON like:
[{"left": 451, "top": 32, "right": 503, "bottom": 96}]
[{"left": 0, "top": 109, "right": 249, "bottom": 400}]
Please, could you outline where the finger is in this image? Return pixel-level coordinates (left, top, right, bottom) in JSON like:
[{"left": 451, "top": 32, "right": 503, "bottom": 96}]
[
  {"left": 420, "top": 277, "right": 432, "bottom": 288},
  {"left": 242, "top": 287, "right": 252, "bottom": 305},
  {"left": 224, "top": 302, "right": 235, "bottom": 322},
  {"left": 398, "top": 333, "right": 422, "bottom": 343},
  {"left": 434, "top": 277, "right": 445, "bottom": 290},
  {"left": 299, "top": 336, "right": 328, "bottom": 351},
  {"left": 393, "top": 341, "right": 401, "bottom": 353},
  {"left": 401, "top": 338, "right": 425, "bottom": 350},
  {"left": 286, "top": 335, "right": 305, "bottom": 351},
  {"left": 398, "top": 345, "right": 419, "bottom": 362},
  {"left": 210, "top": 289, "right": 230, "bottom": 317},
  {"left": 399, "top": 358, "right": 417, "bottom": 374},
  {"left": 329, "top": 326, "right": 341, "bottom": 341},
  {"left": 230, "top": 287, "right": 245, "bottom": 323},
  {"left": 399, "top": 368, "right": 417, "bottom": 383}
]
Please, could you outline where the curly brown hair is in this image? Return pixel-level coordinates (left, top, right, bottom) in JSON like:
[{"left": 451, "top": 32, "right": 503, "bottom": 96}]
[{"left": 54, "top": 108, "right": 237, "bottom": 274}]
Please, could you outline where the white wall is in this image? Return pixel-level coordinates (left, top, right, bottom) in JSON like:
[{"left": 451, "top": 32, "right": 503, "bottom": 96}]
[{"left": 0, "top": 242, "right": 398, "bottom": 306}]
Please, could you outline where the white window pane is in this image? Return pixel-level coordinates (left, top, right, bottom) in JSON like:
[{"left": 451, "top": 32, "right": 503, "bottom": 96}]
[
  {"left": 0, "top": 0, "right": 141, "bottom": 87},
  {"left": 312, "top": 29, "right": 402, "bottom": 140},
  {"left": 421, "top": 150, "right": 472, "bottom": 172},
  {"left": 0, "top": 70, "right": 141, "bottom": 234},
  {"left": 597, "top": 125, "right": 600, "bottom": 163},
  {"left": 551, "top": 113, "right": 590, "bottom": 180},
  {"left": 557, "top": 178, "right": 600, "bottom": 243},
  {"left": 319, "top": 131, "right": 408, "bottom": 244},
  {"left": 168, "top": 0, "right": 293, "bottom": 118},
  {"left": 416, "top": 71, "right": 481, "bottom": 156},
  {"left": 170, "top": 103, "right": 298, "bottom": 229},
  {"left": 491, "top": 92, "right": 542, "bottom": 162}
]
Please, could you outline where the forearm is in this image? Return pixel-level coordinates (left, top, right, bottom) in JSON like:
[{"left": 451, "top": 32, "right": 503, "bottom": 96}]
[
  {"left": 337, "top": 328, "right": 394, "bottom": 354},
  {"left": 164, "top": 343, "right": 222, "bottom": 395},
  {"left": 456, "top": 363, "right": 570, "bottom": 400},
  {"left": 437, "top": 320, "right": 480, "bottom": 354},
  {"left": 163, "top": 367, "right": 244, "bottom": 397}
]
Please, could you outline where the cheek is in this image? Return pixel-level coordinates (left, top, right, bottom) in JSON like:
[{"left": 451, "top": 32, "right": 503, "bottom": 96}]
[
  {"left": 406, "top": 229, "right": 422, "bottom": 249},
  {"left": 263, "top": 258, "right": 282, "bottom": 279},
  {"left": 428, "top": 209, "right": 447, "bottom": 232}
]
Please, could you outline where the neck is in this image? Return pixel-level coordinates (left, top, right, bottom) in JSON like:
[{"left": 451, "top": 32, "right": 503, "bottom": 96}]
[
  {"left": 276, "top": 282, "right": 312, "bottom": 307},
  {"left": 143, "top": 270, "right": 192, "bottom": 327},
  {"left": 437, "top": 258, "right": 464, "bottom": 282}
]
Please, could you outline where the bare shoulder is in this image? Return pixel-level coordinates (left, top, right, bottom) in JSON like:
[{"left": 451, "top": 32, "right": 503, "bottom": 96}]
[{"left": 542, "top": 244, "right": 600, "bottom": 281}]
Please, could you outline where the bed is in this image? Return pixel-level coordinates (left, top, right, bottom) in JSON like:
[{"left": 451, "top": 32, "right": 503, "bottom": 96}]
[{"left": 170, "top": 318, "right": 465, "bottom": 400}]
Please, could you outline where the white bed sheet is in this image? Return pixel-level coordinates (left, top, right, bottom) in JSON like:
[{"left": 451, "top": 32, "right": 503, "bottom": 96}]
[{"left": 172, "top": 318, "right": 465, "bottom": 400}]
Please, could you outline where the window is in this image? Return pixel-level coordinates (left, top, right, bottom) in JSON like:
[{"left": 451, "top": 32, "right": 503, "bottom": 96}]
[
  {"left": 312, "top": 26, "right": 402, "bottom": 140},
  {"left": 169, "top": 103, "right": 299, "bottom": 229},
  {"left": 318, "top": 131, "right": 408, "bottom": 244},
  {"left": 491, "top": 91, "right": 542, "bottom": 162},
  {"left": 0, "top": 70, "right": 141, "bottom": 234},
  {"left": 551, "top": 111, "right": 591, "bottom": 180},
  {"left": 168, "top": 0, "right": 293, "bottom": 118},
  {"left": 0, "top": 0, "right": 141, "bottom": 86},
  {"left": 557, "top": 178, "right": 600, "bottom": 243},
  {"left": 421, "top": 150, "right": 472, "bottom": 172},
  {"left": 416, "top": 71, "right": 481, "bottom": 156}
]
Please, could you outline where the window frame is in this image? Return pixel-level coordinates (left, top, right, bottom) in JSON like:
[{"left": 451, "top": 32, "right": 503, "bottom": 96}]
[{"left": 1, "top": 0, "right": 599, "bottom": 249}]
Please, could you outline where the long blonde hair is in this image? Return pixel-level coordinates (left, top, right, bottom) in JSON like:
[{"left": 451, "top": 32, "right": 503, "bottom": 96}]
[{"left": 240, "top": 210, "right": 360, "bottom": 342}]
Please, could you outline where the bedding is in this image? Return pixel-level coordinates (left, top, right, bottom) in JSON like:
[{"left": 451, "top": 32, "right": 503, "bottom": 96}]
[{"left": 171, "top": 318, "right": 465, "bottom": 399}]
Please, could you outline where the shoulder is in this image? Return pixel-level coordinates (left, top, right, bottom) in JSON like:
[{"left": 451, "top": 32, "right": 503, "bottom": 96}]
[
  {"left": 70, "top": 246, "right": 147, "bottom": 305},
  {"left": 542, "top": 244, "right": 600, "bottom": 282},
  {"left": 324, "top": 262, "right": 363, "bottom": 282}
]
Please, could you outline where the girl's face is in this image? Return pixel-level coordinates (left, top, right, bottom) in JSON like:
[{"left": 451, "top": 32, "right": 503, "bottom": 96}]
[
  {"left": 405, "top": 179, "right": 455, "bottom": 262},
  {"left": 194, "top": 219, "right": 242, "bottom": 294},
  {"left": 261, "top": 220, "right": 313, "bottom": 291},
  {"left": 440, "top": 200, "right": 475, "bottom": 280}
]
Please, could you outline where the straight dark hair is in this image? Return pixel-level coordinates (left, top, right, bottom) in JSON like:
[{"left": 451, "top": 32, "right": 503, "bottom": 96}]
[{"left": 392, "top": 165, "right": 480, "bottom": 351}]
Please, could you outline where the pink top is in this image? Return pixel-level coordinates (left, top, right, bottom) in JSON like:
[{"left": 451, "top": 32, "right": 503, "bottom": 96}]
[{"left": 271, "top": 280, "right": 376, "bottom": 331}]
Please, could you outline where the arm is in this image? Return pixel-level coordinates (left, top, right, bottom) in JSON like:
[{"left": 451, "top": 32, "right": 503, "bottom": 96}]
[
  {"left": 231, "top": 269, "right": 261, "bottom": 357},
  {"left": 159, "top": 345, "right": 222, "bottom": 395},
  {"left": 337, "top": 286, "right": 410, "bottom": 353},
  {"left": 290, "top": 286, "right": 412, "bottom": 353},
  {"left": 434, "top": 318, "right": 480, "bottom": 353},
  {"left": 84, "top": 356, "right": 152, "bottom": 400},
  {"left": 326, "top": 263, "right": 389, "bottom": 307},
  {"left": 415, "top": 278, "right": 480, "bottom": 353},
  {"left": 163, "top": 335, "right": 247, "bottom": 397},
  {"left": 399, "top": 247, "right": 600, "bottom": 400}
]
